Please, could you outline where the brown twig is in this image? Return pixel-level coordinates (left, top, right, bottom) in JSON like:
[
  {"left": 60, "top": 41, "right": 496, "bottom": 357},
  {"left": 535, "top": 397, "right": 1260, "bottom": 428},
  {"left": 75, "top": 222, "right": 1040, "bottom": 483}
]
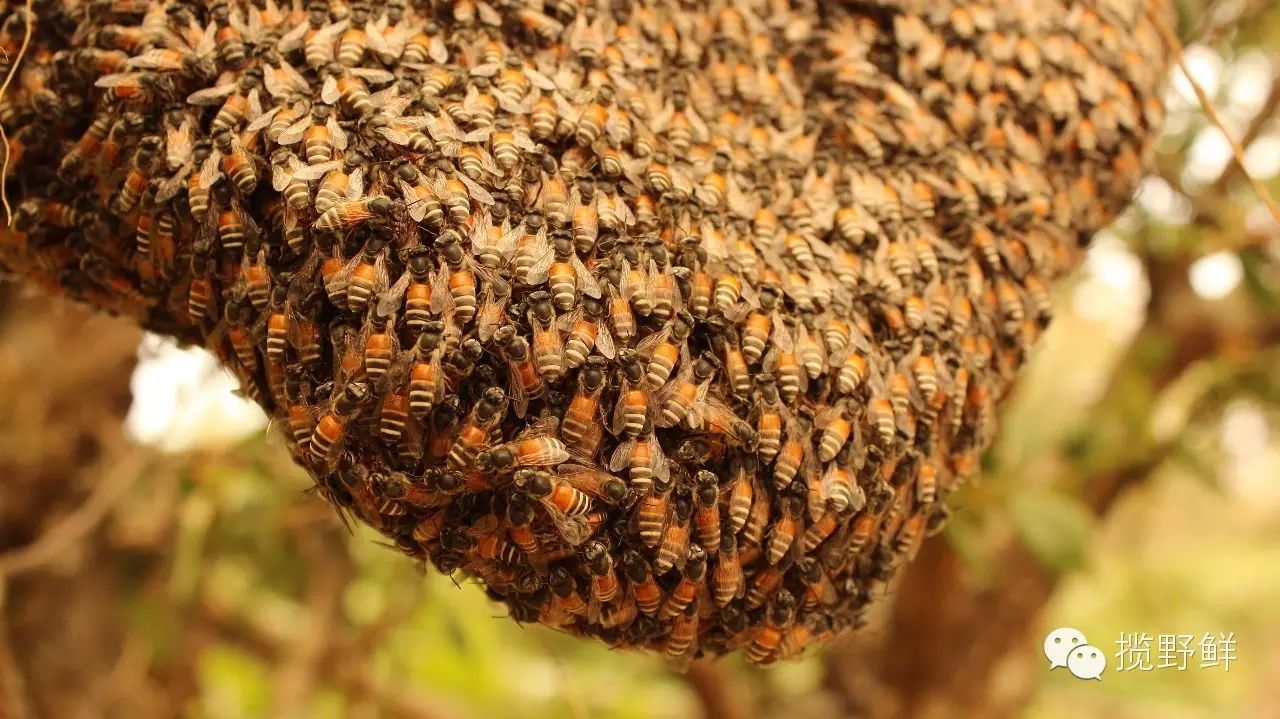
[
  {"left": 0, "top": 450, "right": 144, "bottom": 577},
  {"left": 684, "top": 661, "right": 755, "bottom": 719},
  {"left": 268, "top": 529, "right": 350, "bottom": 718},
  {"left": 1149, "top": 4, "right": 1280, "bottom": 227},
  {"left": 192, "top": 596, "right": 463, "bottom": 719},
  {"left": 1210, "top": 68, "right": 1280, "bottom": 195},
  {"left": 0, "top": 590, "right": 33, "bottom": 719},
  {"left": 0, "top": 0, "right": 35, "bottom": 226}
]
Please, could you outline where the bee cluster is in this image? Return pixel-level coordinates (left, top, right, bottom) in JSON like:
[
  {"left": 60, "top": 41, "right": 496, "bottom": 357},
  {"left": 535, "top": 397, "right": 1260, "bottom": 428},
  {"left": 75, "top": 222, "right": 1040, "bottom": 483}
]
[{"left": 0, "top": 0, "right": 1168, "bottom": 662}]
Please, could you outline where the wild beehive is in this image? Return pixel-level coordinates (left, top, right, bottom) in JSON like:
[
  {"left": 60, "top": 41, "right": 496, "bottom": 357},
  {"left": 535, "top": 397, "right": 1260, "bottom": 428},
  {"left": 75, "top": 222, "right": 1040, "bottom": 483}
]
[{"left": 0, "top": 0, "right": 1171, "bottom": 662}]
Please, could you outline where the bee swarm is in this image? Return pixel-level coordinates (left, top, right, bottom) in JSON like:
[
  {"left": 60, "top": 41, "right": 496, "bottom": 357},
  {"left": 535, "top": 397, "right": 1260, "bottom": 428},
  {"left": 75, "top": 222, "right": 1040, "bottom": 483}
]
[{"left": 0, "top": 0, "right": 1170, "bottom": 663}]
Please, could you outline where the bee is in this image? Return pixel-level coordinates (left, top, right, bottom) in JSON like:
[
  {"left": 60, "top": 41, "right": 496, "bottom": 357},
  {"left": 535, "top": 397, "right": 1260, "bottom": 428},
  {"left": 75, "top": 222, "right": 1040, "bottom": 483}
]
[
  {"left": 200, "top": 130, "right": 258, "bottom": 197},
  {"left": 111, "top": 136, "right": 161, "bottom": 215},
  {"left": 312, "top": 195, "right": 394, "bottom": 234},
  {"left": 308, "top": 382, "right": 370, "bottom": 465},
  {"left": 526, "top": 291, "right": 564, "bottom": 382},
  {"left": 583, "top": 539, "right": 620, "bottom": 608},
  {"left": 767, "top": 491, "right": 805, "bottom": 565},
  {"left": 379, "top": 385, "right": 411, "bottom": 445},
  {"left": 661, "top": 545, "right": 707, "bottom": 621},
  {"left": 608, "top": 430, "right": 668, "bottom": 494},
  {"left": 655, "top": 490, "right": 694, "bottom": 574},
  {"left": 186, "top": 256, "right": 217, "bottom": 324},
  {"left": 621, "top": 548, "right": 663, "bottom": 617},
  {"left": 476, "top": 420, "right": 571, "bottom": 473},
  {"left": 313, "top": 150, "right": 366, "bottom": 212},
  {"left": 545, "top": 566, "right": 587, "bottom": 622},
  {"left": 656, "top": 354, "right": 714, "bottom": 428},
  {"left": 745, "top": 591, "right": 795, "bottom": 664},
  {"left": 636, "top": 311, "right": 693, "bottom": 391},
  {"left": 815, "top": 404, "right": 853, "bottom": 463},
  {"left": 341, "top": 236, "right": 389, "bottom": 314},
  {"left": 611, "top": 350, "right": 651, "bottom": 439},
  {"left": 447, "top": 386, "right": 508, "bottom": 469},
  {"left": 519, "top": 468, "right": 612, "bottom": 547},
  {"left": 561, "top": 357, "right": 607, "bottom": 454},
  {"left": 407, "top": 321, "right": 445, "bottom": 419},
  {"left": 271, "top": 147, "right": 334, "bottom": 210},
  {"left": 361, "top": 306, "right": 397, "bottom": 387},
  {"left": 58, "top": 115, "right": 113, "bottom": 181},
  {"left": 693, "top": 470, "right": 722, "bottom": 555},
  {"left": 707, "top": 530, "right": 744, "bottom": 608},
  {"left": 558, "top": 296, "right": 616, "bottom": 370},
  {"left": 434, "top": 228, "right": 509, "bottom": 328},
  {"left": 753, "top": 375, "right": 786, "bottom": 463},
  {"left": 666, "top": 603, "right": 699, "bottom": 661}
]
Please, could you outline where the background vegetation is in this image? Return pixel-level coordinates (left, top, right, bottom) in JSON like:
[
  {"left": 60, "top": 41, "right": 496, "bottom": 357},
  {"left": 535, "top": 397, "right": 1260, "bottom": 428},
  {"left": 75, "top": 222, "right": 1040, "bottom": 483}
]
[{"left": 3, "top": 1, "right": 1280, "bottom": 717}]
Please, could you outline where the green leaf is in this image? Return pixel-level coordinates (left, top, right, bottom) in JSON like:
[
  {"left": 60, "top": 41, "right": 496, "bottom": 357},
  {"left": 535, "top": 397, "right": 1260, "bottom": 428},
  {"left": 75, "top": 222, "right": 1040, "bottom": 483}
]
[{"left": 1008, "top": 491, "right": 1095, "bottom": 572}]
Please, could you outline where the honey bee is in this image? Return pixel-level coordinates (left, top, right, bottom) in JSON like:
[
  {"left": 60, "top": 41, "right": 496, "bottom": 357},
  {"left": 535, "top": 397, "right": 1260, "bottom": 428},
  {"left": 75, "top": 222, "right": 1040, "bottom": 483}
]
[
  {"left": 492, "top": 324, "right": 545, "bottom": 418},
  {"left": 406, "top": 320, "right": 445, "bottom": 419},
  {"left": 308, "top": 382, "right": 370, "bottom": 465},
  {"left": 767, "top": 491, "right": 805, "bottom": 565},
  {"left": 517, "top": 469, "right": 596, "bottom": 547},
  {"left": 745, "top": 591, "right": 795, "bottom": 663},
  {"left": 476, "top": 418, "right": 571, "bottom": 473},
  {"left": 447, "top": 386, "right": 507, "bottom": 469},
  {"left": 621, "top": 548, "right": 663, "bottom": 617},
  {"left": 560, "top": 357, "right": 607, "bottom": 453}
]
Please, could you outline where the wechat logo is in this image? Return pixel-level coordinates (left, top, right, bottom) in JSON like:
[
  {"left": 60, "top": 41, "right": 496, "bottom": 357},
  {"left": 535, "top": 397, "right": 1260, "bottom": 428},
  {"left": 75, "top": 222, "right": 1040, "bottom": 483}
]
[{"left": 1045, "top": 627, "right": 1105, "bottom": 680}]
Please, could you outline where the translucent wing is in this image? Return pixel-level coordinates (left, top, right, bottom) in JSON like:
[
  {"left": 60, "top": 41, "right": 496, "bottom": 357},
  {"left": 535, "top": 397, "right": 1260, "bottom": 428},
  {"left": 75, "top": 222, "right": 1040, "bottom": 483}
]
[{"left": 186, "top": 82, "right": 238, "bottom": 105}]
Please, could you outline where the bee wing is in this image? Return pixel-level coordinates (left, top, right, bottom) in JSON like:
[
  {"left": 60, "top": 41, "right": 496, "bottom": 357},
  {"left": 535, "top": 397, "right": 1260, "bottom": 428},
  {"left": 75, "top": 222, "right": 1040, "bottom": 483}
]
[
  {"left": 198, "top": 149, "right": 222, "bottom": 189},
  {"left": 607, "top": 441, "right": 634, "bottom": 473},
  {"left": 524, "top": 245, "right": 555, "bottom": 286},
  {"left": 381, "top": 95, "right": 414, "bottom": 118},
  {"left": 430, "top": 263, "right": 455, "bottom": 313},
  {"left": 276, "top": 115, "right": 310, "bottom": 145},
  {"left": 166, "top": 118, "right": 195, "bottom": 166},
  {"left": 93, "top": 73, "right": 138, "bottom": 88},
  {"left": 186, "top": 82, "right": 238, "bottom": 104},
  {"left": 560, "top": 465, "right": 619, "bottom": 499},
  {"left": 271, "top": 162, "right": 292, "bottom": 191},
  {"left": 276, "top": 19, "right": 310, "bottom": 53},
  {"left": 125, "top": 50, "right": 173, "bottom": 70},
  {"left": 364, "top": 20, "right": 390, "bottom": 56},
  {"left": 594, "top": 322, "right": 616, "bottom": 360},
  {"left": 156, "top": 163, "right": 192, "bottom": 205},
  {"left": 648, "top": 102, "right": 673, "bottom": 133},
  {"left": 458, "top": 172, "right": 494, "bottom": 205},
  {"left": 245, "top": 105, "right": 281, "bottom": 133},
  {"left": 327, "top": 115, "right": 348, "bottom": 150},
  {"left": 696, "top": 398, "right": 747, "bottom": 440},
  {"left": 246, "top": 89, "right": 264, "bottom": 124},
  {"left": 347, "top": 167, "right": 365, "bottom": 200},
  {"left": 428, "top": 35, "right": 448, "bottom": 63},
  {"left": 295, "top": 159, "right": 338, "bottom": 181},
  {"left": 476, "top": 290, "right": 505, "bottom": 343},
  {"left": 470, "top": 62, "right": 501, "bottom": 78},
  {"left": 351, "top": 68, "right": 395, "bottom": 84},
  {"left": 377, "top": 270, "right": 412, "bottom": 318},
  {"left": 321, "top": 75, "right": 340, "bottom": 105},
  {"left": 546, "top": 507, "right": 591, "bottom": 547},
  {"left": 770, "top": 315, "right": 795, "bottom": 353},
  {"left": 570, "top": 255, "right": 601, "bottom": 298},
  {"left": 525, "top": 67, "right": 556, "bottom": 92}
]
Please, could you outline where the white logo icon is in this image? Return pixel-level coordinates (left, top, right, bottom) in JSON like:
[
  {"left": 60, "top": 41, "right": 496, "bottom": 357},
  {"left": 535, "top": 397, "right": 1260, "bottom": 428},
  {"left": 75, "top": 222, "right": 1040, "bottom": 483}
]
[
  {"left": 1045, "top": 627, "right": 1103, "bottom": 680},
  {"left": 1067, "top": 645, "right": 1106, "bottom": 680}
]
